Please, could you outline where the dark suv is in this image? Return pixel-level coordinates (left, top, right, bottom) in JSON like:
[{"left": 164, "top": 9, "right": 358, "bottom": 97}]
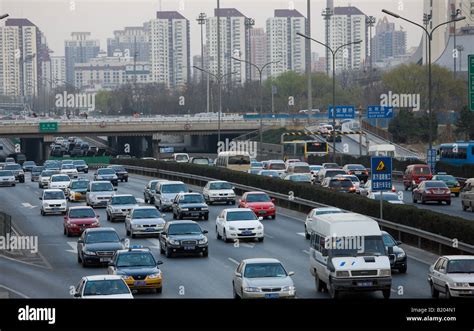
[
  {"left": 77, "top": 228, "right": 126, "bottom": 267},
  {"left": 172, "top": 192, "right": 209, "bottom": 220},
  {"left": 4, "top": 163, "right": 25, "bottom": 183},
  {"left": 159, "top": 221, "right": 208, "bottom": 258}
]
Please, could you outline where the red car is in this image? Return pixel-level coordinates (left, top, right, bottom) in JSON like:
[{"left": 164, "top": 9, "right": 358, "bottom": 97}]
[
  {"left": 403, "top": 164, "right": 433, "bottom": 190},
  {"left": 412, "top": 180, "right": 451, "bottom": 205},
  {"left": 239, "top": 191, "right": 276, "bottom": 219},
  {"left": 63, "top": 206, "right": 100, "bottom": 236}
]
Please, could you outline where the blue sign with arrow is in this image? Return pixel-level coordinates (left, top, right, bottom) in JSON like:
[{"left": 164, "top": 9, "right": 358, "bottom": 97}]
[
  {"left": 328, "top": 106, "right": 355, "bottom": 119},
  {"left": 367, "top": 106, "right": 394, "bottom": 119}
]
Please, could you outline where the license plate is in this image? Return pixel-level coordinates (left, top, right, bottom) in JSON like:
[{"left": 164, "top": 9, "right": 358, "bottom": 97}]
[
  {"left": 134, "top": 281, "right": 146, "bottom": 286},
  {"left": 355, "top": 171, "right": 362, "bottom": 175},
  {"left": 99, "top": 258, "right": 111, "bottom": 262},
  {"left": 242, "top": 231, "right": 252, "bottom": 235},
  {"left": 145, "top": 228, "right": 155, "bottom": 232},
  {"left": 191, "top": 212, "right": 200, "bottom": 216},
  {"left": 52, "top": 208, "right": 61, "bottom": 211},
  {"left": 419, "top": 177, "right": 426, "bottom": 181},
  {"left": 184, "top": 246, "right": 195, "bottom": 250},
  {"left": 265, "top": 293, "right": 279, "bottom": 299},
  {"left": 258, "top": 211, "right": 266, "bottom": 215},
  {"left": 357, "top": 281, "right": 373, "bottom": 287}
]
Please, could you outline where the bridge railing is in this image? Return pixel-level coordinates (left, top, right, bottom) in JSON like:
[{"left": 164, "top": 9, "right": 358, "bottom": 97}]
[{"left": 102, "top": 164, "right": 474, "bottom": 256}]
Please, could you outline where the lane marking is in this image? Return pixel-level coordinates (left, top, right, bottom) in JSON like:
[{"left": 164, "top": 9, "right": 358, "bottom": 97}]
[
  {"left": 241, "top": 243, "right": 255, "bottom": 248},
  {"left": 297, "top": 232, "right": 306, "bottom": 237},
  {"left": 0, "top": 284, "right": 30, "bottom": 298},
  {"left": 302, "top": 250, "right": 310, "bottom": 255},
  {"left": 66, "top": 242, "right": 77, "bottom": 254},
  {"left": 265, "top": 233, "right": 274, "bottom": 239},
  {"left": 21, "top": 202, "right": 37, "bottom": 209},
  {"left": 407, "top": 254, "right": 433, "bottom": 266},
  {"left": 228, "top": 257, "right": 239, "bottom": 265}
]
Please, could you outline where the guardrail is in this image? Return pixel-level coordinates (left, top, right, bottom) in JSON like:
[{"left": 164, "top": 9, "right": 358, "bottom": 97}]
[{"left": 108, "top": 164, "right": 474, "bottom": 255}]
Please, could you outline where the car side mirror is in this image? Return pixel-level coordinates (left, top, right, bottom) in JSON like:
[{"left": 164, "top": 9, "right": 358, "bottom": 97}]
[
  {"left": 258, "top": 217, "right": 263, "bottom": 221},
  {"left": 396, "top": 241, "right": 402, "bottom": 246},
  {"left": 203, "top": 230, "right": 208, "bottom": 234},
  {"left": 64, "top": 216, "right": 67, "bottom": 220},
  {"left": 288, "top": 271, "right": 295, "bottom": 276},
  {"left": 114, "top": 188, "right": 117, "bottom": 191},
  {"left": 108, "top": 262, "right": 115, "bottom": 267},
  {"left": 189, "top": 190, "right": 192, "bottom": 193},
  {"left": 271, "top": 198, "right": 276, "bottom": 203},
  {"left": 73, "top": 292, "right": 81, "bottom": 298},
  {"left": 232, "top": 186, "right": 235, "bottom": 190},
  {"left": 387, "top": 246, "right": 394, "bottom": 255},
  {"left": 157, "top": 261, "right": 163, "bottom": 266},
  {"left": 161, "top": 233, "right": 166, "bottom": 237},
  {"left": 87, "top": 189, "right": 90, "bottom": 192},
  {"left": 235, "top": 272, "right": 242, "bottom": 278},
  {"left": 39, "top": 197, "right": 42, "bottom": 200},
  {"left": 77, "top": 239, "right": 83, "bottom": 244},
  {"left": 96, "top": 215, "right": 100, "bottom": 219}
]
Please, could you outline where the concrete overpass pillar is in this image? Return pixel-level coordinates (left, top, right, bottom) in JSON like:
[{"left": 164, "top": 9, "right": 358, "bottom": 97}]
[{"left": 152, "top": 133, "right": 161, "bottom": 160}]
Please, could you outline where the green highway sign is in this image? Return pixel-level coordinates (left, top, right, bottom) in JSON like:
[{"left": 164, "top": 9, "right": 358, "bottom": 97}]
[
  {"left": 470, "top": 55, "right": 474, "bottom": 112},
  {"left": 39, "top": 122, "right": 58, "bottom": 133}
]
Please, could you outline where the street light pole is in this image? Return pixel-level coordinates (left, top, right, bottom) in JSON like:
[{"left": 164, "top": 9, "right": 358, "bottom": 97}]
[
  {"left": 0, "top": 14, "right": 9, "bottom": 20},
  {"left": 297, "top": 32, "right": 362, "bottom": 163},
  {"left": 217, "top": 0, "right": 221, "bottom": 142},
  {"left": 382, "top": 9, "right": 465, "bottom": 152},
  {"left": 306, "top": 0, "right": 312, "bottom": 115},
  {"left": 451, "top": 9, "right": 461, "bottom": 79},
  {"left": 231, "top": 57, "right": 280, "bottom": 159}
]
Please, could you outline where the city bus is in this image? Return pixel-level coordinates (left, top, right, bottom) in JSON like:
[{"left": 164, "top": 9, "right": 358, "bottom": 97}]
[
  {"left": 215, "top": 151, "right": 251, "bottom": 172},
  {"left": 283, "top": 140, "right": 328, "bottom": 161},
  {"left": 438, "top": 142, "right": 474, "bottom": 165}
]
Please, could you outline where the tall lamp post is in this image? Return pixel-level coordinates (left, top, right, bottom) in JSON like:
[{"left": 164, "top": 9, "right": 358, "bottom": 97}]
[
  {"left": 231, "top": 57, "right": 280, "bottom": 158},
  {"left": 297, "top": 32, "right": 361, "bottom": 163},
  {"left": 366, "top": 16, "right": 376, "bottom": 76},
  {"left": 244, "top": 18, "right": 255, "bottom": 82},
  {"left": 382, "top": 9, "right": 465, "bottom": 151},
  {"left": 451, "top": 8, "right": 461, "bottom": 79},
  {"left": 193, "top": 65, "right": 236, "bottom": 144}
]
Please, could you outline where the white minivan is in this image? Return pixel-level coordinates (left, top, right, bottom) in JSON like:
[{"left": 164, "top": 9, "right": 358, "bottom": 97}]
[{"left": 309, "top": 213, "right": 392, "bottom": 299}]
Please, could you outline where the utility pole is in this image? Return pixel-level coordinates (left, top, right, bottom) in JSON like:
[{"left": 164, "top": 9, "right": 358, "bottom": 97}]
[
  {"left": 422, "top": 13, "right": 431, "bottom": 65},
  {"left": 217, "top": 0, "right": 221, "bottom": 143},
  {"left": 306, "top": 0, "right": 312, "bottom": 114},
  {"left": 197, "top": 12, "right": 207, "bottom": 111},
  {"left": 359, "top": 105, "right": 363, "bottom": 157},
  {"left": 322, "top": 7, "right": 333, "bottom": 76},
  {"left": 366, "top": 16, "right": 376, "bottom": 77},
  {"left": 245, "top": 18, "right": 255, "bottom": 82},
  {"left": 451, "top": 8, "right": 461, "bottom": 79}
]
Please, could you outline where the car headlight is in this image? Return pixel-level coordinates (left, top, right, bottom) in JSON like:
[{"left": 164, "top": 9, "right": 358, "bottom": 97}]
[
  {"left": 380, "top": 269, "right": 391, "bottom": 276},
  {"left": 61, "top": 202, "right": 66, "bottom": 207},
  {"left": 282, "top": 285, "right": 296, "bottom": 293},
  {"left": 202, "top": 207, "right": 209, "bottom": 211},
  {"left": 19, "top": 171, "right": 24, "bottom": 175},
  {"left": 181, "top": 208, "right": 189, "bottom": 211},
  {"left": 335, "top": 271, "right": 350, "bottom": 277},
  {"left": 148, "top": 272, "right": 161, "bottom": 279},
  {"left": 229, "top": 226, "right": 236, "bottom": 231},
  {"left": 453, "top": 282, "right": 470, "bottom": 287},
  {"left": 397, "top": 252, "right": 406, "bottom": 260},
  {"left": 257, "top": 225, "right": 263, "bottom": 230},
  {"left": 120, "top": 275, "right": 133, "bottom": 281},
  {"left": 162, "top": 198, "right": 170, "bottom": 203},
  {"left": 91, "top": 221, "right": 100, "bottom": 226},
  {"left": 132, "top": 223, "right": 141, "bottom": 229},
  {"left": 244, "top": 287, "right": 260, "bottom": 293},
  {"left": 169, "top": 239, "right": 180, "bottom": 245},
  {"left": 198, "top": 238, "right": 208, "bottom": 244},
  {"left": 42, "top": 202, "right": 48, "bottom": 207},
  {"left": 83, "top": 250, "right": 96, "bottom": 256}
]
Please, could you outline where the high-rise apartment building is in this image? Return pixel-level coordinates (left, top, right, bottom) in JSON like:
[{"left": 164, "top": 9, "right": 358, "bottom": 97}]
[{"left": 65, "top": 32, "right": 100, "bottom": 86}]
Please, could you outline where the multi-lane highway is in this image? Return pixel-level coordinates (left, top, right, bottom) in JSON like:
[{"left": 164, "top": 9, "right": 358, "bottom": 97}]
[{"left": 0, "top": 170, "right": 438, "bottom": 299}]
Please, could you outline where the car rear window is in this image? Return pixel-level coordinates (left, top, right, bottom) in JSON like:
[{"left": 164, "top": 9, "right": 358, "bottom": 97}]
[{"left": 414, "top": 166, "right": 431, "bottom": 175}]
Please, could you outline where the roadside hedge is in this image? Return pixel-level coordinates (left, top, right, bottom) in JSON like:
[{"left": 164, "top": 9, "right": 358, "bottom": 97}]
[{"left": 111, "top": 158, "right": 474, "bottom": 245}]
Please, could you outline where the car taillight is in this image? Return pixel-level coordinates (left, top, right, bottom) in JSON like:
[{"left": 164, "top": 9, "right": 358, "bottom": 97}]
[
  {"left": 391, "top": 186, "right": 396, "bottom": 192},
  {"left": 348, "top": 171, "right": 354, "bottom": 175},
  {"left": 349, "top": 186, "right": 356, "bottom": 191},
  {"left": 364, "top": 170, "right": 369, "bottom": 175}
]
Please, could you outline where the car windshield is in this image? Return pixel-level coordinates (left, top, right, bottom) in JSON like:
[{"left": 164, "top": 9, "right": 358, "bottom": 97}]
[
  {"left": 116, "top": 252, "right": 156, "bottom": 267},
  {"left": 62, "top": 165, "right": 75, "bottom": 169},
  {"left": 246, "top": 194, "right": 271, "bottom": 202},
  {"left": 69, "top": 208, "right": 95, "bottom": 219},
  {"left": 73, "top": 161, "right": 86, "bottom": 166},
  {"left": 290, "top": 174, "right": 311, "bottom": 181},
  {"left": 98, "top": 169, "right": 115, "bottom": 175},
  {"left": 310, "top": 166, "right": 322, "bottom": 171},
  {"left": 162, "top": 184, "right": 187, "bottom": 193},
  {"left": 112, "top": 196, "right": 137, "bottom": 205},
  {"left": 328, "top": 236, "right": 386, "bottom": 257},
  {"left": 347, "top": 165, "right": 366, "bottom": 170},
  {"left": 192, "top": 158, "right": 209, "bottom": 165},
  {"left": 83, "top": 280, "right": 129, "bottom": 296},
  {"left": 175, "top": 154, "right": 189, "bottom": 161},
  {"left": 329, "top": 179, "right": 353, "bottom": 188},
  {"left": 414, "top": 167, "right": 430, "bottom": 175},
  {"left": 260, "top": 171, "right": 279, "bottom": 177},
  {"left": 424, "top": 181, "right": 448, "bottom": 188},
  {"left": 269, "top": 163, "right": 285, "bottom": 170},
  {"left": 292, "top": 165, "right": 310, "bottom": 173},
  {"left": 24, "top": 161, "right": 35, "bottom": 166},
  {"left": 32, "top": 167, "right": 44, "bottom": 173},
  {"left": 71, "top": 181, "right": 89, "bottom": 189},
  {"left": 132, "top": 208, "right": 160, "bottom": 219},
  {"left": 324, "top": 163, "right": 339, "bottom": 168},
  {"left": 91, "top": 182, "right": 113, "bottom": 191},
  {"left": 447, "top": 259, "right": 474, "bottom": 273},
  {"left": 244, "top": 263, "right": 287, "bottom": 278},
  {"left": 382, "top": 233, "right": 397, "bottom": 247},
  {"left": 251, "top": 162, "right": 263, "bottom": 168},
  {"left": 181, "top": 195, "right": 204, "bottom": 203},
  {"left": 315, "top": 209, "right": 342, "bottom": 216},
  {"left": 344, "top": 176, "right": 360, "bottom": 182},
  {"left": 4, "top": 164, "right": 21, "bottom": 170},
  {"left": 111, "top": 167, "right": 125, "bottom": 172},
  {"left": 435, "top": 175, "right": 456, "bottom": 181},
  {"left": 41, "top": 170, "right": 55, "bottom": 177},
  {"left": 52, "top": 175, "right": 70, "bottom": 182},
  {"left": 168, "top": 223, "right": 203, "bottom": 235},
  {"left": 209, "top": 182, "right": 233, "bottom": 190},
  {"left": 228, "top": 155, "right": 250, "bottom": 165},
  {"left": 44, "top": 191, "right": 65, "bottom": 200},
  {"left": 227, "top": 211, "right": 257, "bottom": 221},
  {"left": 325, "top": 170, "right": 347, "bottom": 178},
  {"left": 85, "top": 231, "right": 120, "bottom": 243},
  {"left": 0, "top": 170, "right": 13, "bottom": 176}
]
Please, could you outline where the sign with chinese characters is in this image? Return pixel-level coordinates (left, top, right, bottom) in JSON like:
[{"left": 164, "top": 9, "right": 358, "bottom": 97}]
[
  {"left": 371, "top": 157, "right": 392, "bottom": 191},
  {"left": 367, "top": 106, "right": 394, "bottom": 119},
  {"left": 39, "top": 122, "right": 58, "bottom": 133},
  {"left": 328, "top": 106, "right": 355, "bottom": 119}
]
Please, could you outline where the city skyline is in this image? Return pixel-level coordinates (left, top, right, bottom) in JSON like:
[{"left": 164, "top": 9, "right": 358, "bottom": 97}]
[{"left": 0, "top": 0, "right": 426, "bottom": 59}]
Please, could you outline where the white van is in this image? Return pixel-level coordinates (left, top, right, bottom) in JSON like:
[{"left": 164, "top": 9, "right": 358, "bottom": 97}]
[
  {"left": 309, "top": 213, "right": 392, "bottom": 299},
  {"left": 173, "top": 153, "right": 190, "bottom": 163},
  {"left": 368, "top": 144, "right": 396, "bottom": 158}
]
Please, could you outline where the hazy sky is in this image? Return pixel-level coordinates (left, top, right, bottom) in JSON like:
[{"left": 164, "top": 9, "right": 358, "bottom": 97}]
[{"left": 0, "top": 0, "right": 427, "bottom": 57}]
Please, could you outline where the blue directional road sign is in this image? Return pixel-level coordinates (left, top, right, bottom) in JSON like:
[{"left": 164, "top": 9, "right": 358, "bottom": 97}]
[
  {"left": 367, "top": 106, "right": 394, "bottom": 119},
  {"left": 427, "top": 148, "right": 436, "bottom": 174},
  {"left": 328, "top": 106, "right": 355, "bottom": 119},
  {"left": 371, "top": 157, "right": 392, "bottom": 192}
]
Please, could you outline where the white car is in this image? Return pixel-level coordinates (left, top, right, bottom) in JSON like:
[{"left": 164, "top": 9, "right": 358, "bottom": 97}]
[
  {"left": 203, "top": 180, "right": 236, "bottom": 205},
  {"left": 73, "top": 275, "right": 133, "bottom": 299},
  {"left": 215, "top": 208, "right": 264, "bottom": 242},
  {"left": 428, "top": 255, "right": 474, "bottom": 298},
  {"left": 368, "top": 192, "right": 404, "bottom": 204},
  {"left": 38, "top": 170, "right": 56, "bottom": 189},
  {"left": 125, "top": 206, "right": 166, "bottom": 238},
  {"left": 40, "top": 189, "right": 67, "bottom": 215},
  {"left": 48, "top": 174, "right": 71, "bottom": 191},
  {"left": 86, "top": 181, "right": 116, "bottom": 208},
  {"left": 60, "top": 164, "right": 78, "bottom": 178},
  {"left": 232, "top": 258, "right": 296, "bottom": 299},
  {"left": 0, "top": 170, "right": 16, "bottom": 187},
  {"left": 304, "top": 207, "right": 344, "bottom": 239},
  {"left": 106, "top": 194, "right": 139, "bottom": 222},
  {"left": 173, "top": 153, "right": 189, "bottom": 163}
]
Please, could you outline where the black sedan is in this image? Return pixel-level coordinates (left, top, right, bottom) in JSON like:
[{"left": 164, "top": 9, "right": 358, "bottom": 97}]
[
  {"left": 108, "top": 165, "right": 129, "bottom": 182},
  {"left": 172, "top": 193, "right": 209, "bottom": 220},
  {"left": 159, "top": 221, "right": 208, "bottom": 258},
  {"left": 77, "top": 228, "right": 126, "bottom": 267},
  {"left": 382, "top": 231, "right": 407, "bottom": 273}
]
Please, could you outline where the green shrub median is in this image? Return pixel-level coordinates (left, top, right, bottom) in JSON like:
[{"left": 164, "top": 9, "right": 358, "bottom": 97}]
[{"left": 112, "top": 158, "right": 474, "bottom": 245}]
